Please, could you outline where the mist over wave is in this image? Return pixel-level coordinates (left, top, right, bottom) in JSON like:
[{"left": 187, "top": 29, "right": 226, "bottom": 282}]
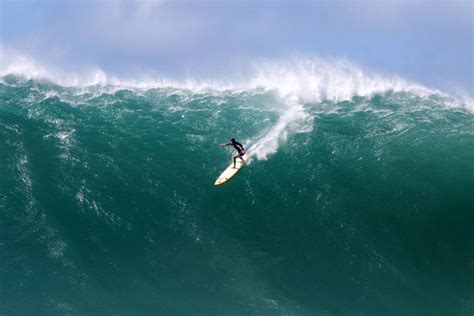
[{"left": 1, "top": 54, "right": 473, "bottom": 316}]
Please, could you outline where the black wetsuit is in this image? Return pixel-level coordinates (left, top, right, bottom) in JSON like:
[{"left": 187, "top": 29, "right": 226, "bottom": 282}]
[{"left": 232, "top": 141, "right": 245, "bottom": 156}]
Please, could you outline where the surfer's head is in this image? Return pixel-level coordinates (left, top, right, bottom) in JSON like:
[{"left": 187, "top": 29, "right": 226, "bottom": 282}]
[{"left": 231, "top": 138, "right": 236, "bottom": 144}]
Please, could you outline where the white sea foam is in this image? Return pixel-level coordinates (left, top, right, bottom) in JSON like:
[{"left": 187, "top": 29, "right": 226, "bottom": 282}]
[
  {"left": 0, "top": 50, "right": 440, "bottom": 99},
  {"left": 0, "top": 49, "right": 108, "bottom": 87},
  {"left": 4, "top": 50, "right": 466, "bottom": 107},
  {"left": 249, "top": 58, "right": 438, "bottom": 102}
]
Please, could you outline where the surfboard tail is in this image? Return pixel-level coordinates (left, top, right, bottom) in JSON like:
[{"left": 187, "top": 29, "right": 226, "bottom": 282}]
[{"left": 214, "top": 153, "right": 250, "bottom": 185}]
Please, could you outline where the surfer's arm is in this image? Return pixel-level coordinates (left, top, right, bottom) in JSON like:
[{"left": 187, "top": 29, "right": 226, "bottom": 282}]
[{"left": 220, "top": 142, "right": 232, "bottom": 147}]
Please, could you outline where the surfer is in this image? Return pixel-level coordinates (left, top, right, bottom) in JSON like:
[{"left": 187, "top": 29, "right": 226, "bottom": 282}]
[{"left": 221, "top": 138, "right": 246, "bottom": 168}]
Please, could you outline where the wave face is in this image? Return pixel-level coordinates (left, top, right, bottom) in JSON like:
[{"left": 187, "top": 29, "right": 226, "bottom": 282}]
[{"left": 1, "top": 71, "right": 473, "bottom": 316}]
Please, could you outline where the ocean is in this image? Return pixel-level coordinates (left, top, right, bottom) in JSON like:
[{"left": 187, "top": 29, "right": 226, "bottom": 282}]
[{"left": 1, "top": 60, "right": 473, "bottom": 316}]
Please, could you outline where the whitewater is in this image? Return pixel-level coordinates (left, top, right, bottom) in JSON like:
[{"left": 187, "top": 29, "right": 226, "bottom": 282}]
[{"left": 1, "top": 57, "right": 473, "bottom": 316}]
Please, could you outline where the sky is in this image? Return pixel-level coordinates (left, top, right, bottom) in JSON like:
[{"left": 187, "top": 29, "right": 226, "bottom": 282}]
[{"left": 0, "top": 0, "right": 472, "bottom": 94}]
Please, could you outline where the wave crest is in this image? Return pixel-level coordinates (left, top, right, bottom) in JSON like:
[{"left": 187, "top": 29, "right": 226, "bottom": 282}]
[{"left": 1, "top": 50, "right": 440, "bottom": 101}]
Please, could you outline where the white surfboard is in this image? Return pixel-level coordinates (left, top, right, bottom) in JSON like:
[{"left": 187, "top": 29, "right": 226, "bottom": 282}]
[{"left": 214, "top": 152, "right": 250, "bottom": 186}]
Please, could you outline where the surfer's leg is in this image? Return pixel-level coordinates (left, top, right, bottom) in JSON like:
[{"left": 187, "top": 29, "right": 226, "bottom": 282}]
[
  {"left": 239, "top": 152, "right": 245, "bottom": 164},
  {"left": 233, "top": 156, "right": 237, "bottom": 168}
]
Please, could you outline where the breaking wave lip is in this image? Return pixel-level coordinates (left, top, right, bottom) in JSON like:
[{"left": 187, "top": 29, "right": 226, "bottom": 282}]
[{"left": 1, "top": 50, "right": 467, "bottom": 103}]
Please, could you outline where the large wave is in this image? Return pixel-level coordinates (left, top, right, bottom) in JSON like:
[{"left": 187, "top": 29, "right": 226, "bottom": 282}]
[{"left": 1, "top": 51, "right": 473, "bottom": 316}]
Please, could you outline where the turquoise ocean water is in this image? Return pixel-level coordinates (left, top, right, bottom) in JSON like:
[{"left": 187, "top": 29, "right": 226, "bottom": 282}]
[{"left": 1, "top": 66, "right": 473, "bottom": 316}]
